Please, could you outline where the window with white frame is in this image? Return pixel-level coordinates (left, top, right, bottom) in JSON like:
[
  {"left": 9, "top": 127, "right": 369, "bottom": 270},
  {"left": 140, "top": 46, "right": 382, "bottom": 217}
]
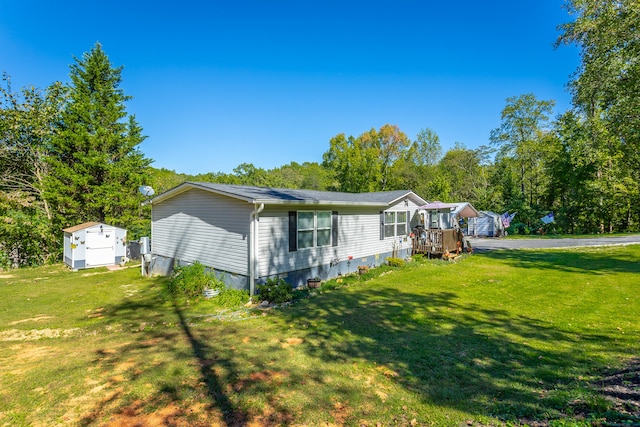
[
  {"left": 384, "top": 211, "right": 408, "bottom": 238},
  {"left": 297, "top": 211, "right": 332, "bottom": 249},
  {"left": 396, "top": 211, "right": 407, "bottom": 235}
]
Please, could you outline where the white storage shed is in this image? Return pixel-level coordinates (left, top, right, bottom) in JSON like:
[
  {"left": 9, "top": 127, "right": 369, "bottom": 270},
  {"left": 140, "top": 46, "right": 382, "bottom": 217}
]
[
  {"left": 468, "top": 211, "right": 505, "bottom": 237},
  {"left": 63, "top": 222, "right": 127, "bottom": 270}
]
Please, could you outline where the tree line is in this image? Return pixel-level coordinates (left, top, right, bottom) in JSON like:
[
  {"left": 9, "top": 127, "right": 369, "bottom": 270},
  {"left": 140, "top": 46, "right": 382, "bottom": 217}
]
[{"left": 1, "top": 0, "right": 639, "bottom": 267}]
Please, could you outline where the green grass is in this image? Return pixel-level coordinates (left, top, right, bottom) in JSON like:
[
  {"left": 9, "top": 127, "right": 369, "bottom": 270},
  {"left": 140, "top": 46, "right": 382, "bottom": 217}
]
[
  {"left": 1, "top": 246, "right": 639, "bottom": 426},
  {"left": 505, "top": 231, "right": 640, "bottom": 239}
]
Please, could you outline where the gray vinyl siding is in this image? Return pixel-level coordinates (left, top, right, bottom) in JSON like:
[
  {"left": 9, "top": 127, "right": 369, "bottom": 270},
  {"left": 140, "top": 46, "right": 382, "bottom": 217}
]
[
  {"left": 152, "top": 188, "right": 251, "bottom": 275},
  {"left": 63, "top": 234, "right": 72, "bottom": 268},
  {"left": 255, "top": 198, "right": 420, "bottom": 277}
]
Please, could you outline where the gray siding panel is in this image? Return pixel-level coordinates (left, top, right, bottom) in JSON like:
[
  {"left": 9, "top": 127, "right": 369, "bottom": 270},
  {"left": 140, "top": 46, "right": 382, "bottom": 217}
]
[
  {"left": 152, "top": 188, "right": 251, "bottom": 275},
  {"left": 256, "top": 199, "right": 418, "bottom": 277}
]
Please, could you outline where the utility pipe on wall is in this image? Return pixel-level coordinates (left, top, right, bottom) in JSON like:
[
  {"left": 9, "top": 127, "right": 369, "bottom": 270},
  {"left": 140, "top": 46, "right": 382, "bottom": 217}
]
[{"left": 249, "top": 203, "right": 264, "bottom": 296}]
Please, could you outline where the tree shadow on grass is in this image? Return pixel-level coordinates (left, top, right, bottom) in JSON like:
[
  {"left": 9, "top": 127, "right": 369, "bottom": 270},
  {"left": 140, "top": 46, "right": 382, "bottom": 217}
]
[
  {"left": 78, "top": 279, "right": 342, "bottom": 426},
  {"left": 280, "top": 285, "right": 638, "bottom": 424},
  {"left": 77, "top": 262, "right": 639, "bottom": 425},
  {"left": 79, "top": 287, "right": 252, "bottom": 426},
  {"left": 479, "top": 245, "right": 640, "bottom": 275}
]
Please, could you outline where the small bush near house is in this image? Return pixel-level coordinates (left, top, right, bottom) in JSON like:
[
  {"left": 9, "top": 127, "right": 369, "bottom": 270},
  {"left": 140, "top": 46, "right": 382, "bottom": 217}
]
[
  {"left": 167, "top": 261, "right": 224, "bottom": 297},
  {"left": 216, "top": 288, "right": 250, "bottom": 308},
  {"left": 386, "top": 257, "right": 405, "bottom": 267},
  {"left": 257, "top": 277, "right": 294, "bottom": 304}
]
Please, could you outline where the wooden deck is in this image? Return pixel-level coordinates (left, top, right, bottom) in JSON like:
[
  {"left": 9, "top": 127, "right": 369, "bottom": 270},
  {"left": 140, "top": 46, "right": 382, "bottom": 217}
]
[{"left": 412, "top": 228, "right": 466, "bottom": 257}]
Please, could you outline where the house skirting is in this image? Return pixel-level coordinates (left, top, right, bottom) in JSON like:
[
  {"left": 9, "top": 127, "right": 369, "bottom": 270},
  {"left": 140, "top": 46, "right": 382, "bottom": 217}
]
[
  {"left": 150, "top": 245, "right": 411, "bottom": 292},
  {"left": 149, "top": 254, "right": 249, "bottom": 291}
]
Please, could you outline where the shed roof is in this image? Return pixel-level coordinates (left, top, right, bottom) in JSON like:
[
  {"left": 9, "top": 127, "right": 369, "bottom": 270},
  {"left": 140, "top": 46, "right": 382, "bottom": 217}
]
[
  {"left": 150, "top": 182, "right": 427, "bottom": 207},
  {"left": 62, "top": 222, "right": 124, "bottom": 233},
  {"left": 478, "top": 211, "right": 501, "bottom": 217},
  {"left": 62, "top": 221, "right": 102, "bottom": 233}
]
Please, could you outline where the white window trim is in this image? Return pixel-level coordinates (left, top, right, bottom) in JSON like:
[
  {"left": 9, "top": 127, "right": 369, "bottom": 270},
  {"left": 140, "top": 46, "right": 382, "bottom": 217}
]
[
  {"left": 384, "top": 210, "right": 409, "bottom": 238},
  {"left": 297, "top": 210, "right": 332, "bottom": 249}
]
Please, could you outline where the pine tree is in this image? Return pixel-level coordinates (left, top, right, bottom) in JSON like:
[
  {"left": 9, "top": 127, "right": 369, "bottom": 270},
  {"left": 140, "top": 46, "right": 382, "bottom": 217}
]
[{"left": 45, "top": 43, "right": 151, "bottom": 236}]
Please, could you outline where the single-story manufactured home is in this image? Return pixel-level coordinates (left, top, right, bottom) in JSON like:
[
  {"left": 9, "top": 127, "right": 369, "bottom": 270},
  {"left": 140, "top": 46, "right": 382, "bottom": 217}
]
[
  {"left": 148, "top": 182, "right": 428, "bottom": 293},
  {"left": 63, "top": 222, "right": 127, "bottom": 270}
]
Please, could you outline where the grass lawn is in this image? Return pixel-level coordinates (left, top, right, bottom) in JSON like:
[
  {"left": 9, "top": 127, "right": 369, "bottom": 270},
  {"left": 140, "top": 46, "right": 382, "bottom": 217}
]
[
  {"left": 1, "top": 246, "right": 639, "bottom": 426},
  {"left": 504, "top": 232, "right": 640, "bottom": 240}
]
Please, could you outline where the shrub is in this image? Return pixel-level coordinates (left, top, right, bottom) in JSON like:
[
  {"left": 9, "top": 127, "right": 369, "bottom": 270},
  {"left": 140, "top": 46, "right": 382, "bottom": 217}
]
[
  {"left": 386, "top": 257, "right": 405, "bottom": 267},
  {"left": 217, "top": 288, "right": 250, "bottom": 308},
  {"left": 512, "top": 222, "right": 531, "bottom": 235},
  {"left": 257, "top": 277, "right": 293, "bottom": 304},
  {"left": 168, "top": 261, "right": 224, "bottom": 297}
]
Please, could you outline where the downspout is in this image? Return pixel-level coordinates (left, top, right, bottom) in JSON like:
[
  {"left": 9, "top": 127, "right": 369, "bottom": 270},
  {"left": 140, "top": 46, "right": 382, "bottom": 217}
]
[{"left": 249, "top": 203, "right": 265, "bottom": 296}]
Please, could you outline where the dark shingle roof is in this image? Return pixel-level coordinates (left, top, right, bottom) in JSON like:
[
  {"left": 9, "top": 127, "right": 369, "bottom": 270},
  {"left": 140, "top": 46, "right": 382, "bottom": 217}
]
[{"left": 153, "top": 182, "right": 426, "bottom": 207}]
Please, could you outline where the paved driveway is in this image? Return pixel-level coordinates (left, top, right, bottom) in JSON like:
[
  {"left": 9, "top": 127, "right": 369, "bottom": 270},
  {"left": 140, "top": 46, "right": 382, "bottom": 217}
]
[{"left": 469, "top": 235, "right": 640, "bottom": 252}]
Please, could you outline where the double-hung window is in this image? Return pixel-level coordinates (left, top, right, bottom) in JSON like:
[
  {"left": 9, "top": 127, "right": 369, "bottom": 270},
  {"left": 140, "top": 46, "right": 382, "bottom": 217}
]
[
  {"left": 383, "top": 211, "right": 408, "bottom": 238},
  {"left": 297, "top": 211, "right": 332, "bottom": 249}
]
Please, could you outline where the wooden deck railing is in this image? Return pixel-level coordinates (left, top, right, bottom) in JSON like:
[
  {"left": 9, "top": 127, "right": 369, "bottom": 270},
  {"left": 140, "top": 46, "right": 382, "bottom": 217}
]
[{"left": 412, "top": 228, "right": 464, "bottom": 256}]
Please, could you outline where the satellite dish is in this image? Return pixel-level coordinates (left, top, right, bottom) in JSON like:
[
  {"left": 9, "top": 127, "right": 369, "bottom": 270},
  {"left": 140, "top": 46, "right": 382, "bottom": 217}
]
[{"left": 138, "top": 185, "right": 155, "bottom": 197}]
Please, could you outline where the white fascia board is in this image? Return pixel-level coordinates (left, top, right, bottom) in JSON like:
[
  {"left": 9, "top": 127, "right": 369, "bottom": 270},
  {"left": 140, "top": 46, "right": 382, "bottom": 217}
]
[
  {"left": 386, "top": 192, "right": 428, "bottom": 207},
  {"left": 148, "top": 182, "right": 253, "bottom": 205}
]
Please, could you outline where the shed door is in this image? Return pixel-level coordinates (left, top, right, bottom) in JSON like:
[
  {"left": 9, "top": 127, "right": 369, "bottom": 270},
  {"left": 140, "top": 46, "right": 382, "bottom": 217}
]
[
  {"left": 86, "top": 228, "right": 115, "bottom": 266},
  {"left": 476, "top": 218, "right": 491, "bottom": 237}
]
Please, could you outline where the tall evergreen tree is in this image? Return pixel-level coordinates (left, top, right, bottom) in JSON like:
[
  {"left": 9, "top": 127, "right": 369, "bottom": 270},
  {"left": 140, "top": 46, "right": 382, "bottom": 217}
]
[{"left": 45, "top": 43, "right": 151, "bottom": 235}]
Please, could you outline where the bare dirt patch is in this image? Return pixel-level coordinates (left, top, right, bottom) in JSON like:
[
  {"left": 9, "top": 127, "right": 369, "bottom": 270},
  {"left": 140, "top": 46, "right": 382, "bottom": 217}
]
[
  {"left": 87, "top": 307, "right": 105, "bottom": 319},
  {"left": 16, "top": 345, "right": 57, "bottom": 360},
  {"left": 80, "top": 271, "right": 110, "bottom": 277},
  {"left": 0, "top": 328, "right": 80, "bottom": 341},
  {"left": 247, "top": 404, "right": 294, "bottom": 427},
  {"left": 9, "top": 315, "right": 54, "bottom": 325},
  {"left": 114, "top": 360, "right": 136, "bottom": 374},
  {"left": 2, "top": 344, "right": 58, "bottom": 375},
  {"left": 104, "top": 400, "right": 218, "bottom": 427},
  {"left": 231, "top": 370, "right": 290, "bottom": 393},
  {"left": 120, "top": 283, "right": 139, "bottom": 297},
  {"left": 248, "top": 370, "right": 289, "bottom": 383},
  {"left": 330, "top": 399, "right": 353, "bottom": 425},
  {"left": 0, "top": 274, "right": 15, "bottom": 279},
  {"left": 280, "top": 337, "right": 304, "bottom": 348}
]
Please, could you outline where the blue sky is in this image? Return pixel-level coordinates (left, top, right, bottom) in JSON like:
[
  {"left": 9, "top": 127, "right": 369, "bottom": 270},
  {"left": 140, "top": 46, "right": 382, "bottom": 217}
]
[{"left": 1, "top": 1, "right": 579, "bottom": 175}]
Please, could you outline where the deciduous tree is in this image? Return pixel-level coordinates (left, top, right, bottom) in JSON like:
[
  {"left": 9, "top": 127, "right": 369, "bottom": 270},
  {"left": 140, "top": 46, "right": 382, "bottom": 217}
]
[
  {"left": 0, "top": 74, "right": 65, "bottom": 266},
  {"left": 558, "top": 0, "right": 640, "bottom": 230},
  {"left": 489, "top": 93, "right": 555, "bottom": 207}
]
